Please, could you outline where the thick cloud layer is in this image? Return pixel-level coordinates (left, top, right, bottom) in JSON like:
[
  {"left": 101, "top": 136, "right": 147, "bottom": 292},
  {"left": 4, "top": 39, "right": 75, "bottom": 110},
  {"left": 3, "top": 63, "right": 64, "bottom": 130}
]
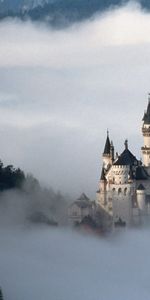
[
  {"left": 1, "top": 3, "right": 150, "bottom": 68},
  {"left": 0, "top": 2, "right": 149, "bottom": 197},
  {"left": 0, "top": 226, "right": 150, "bottom": 300}
]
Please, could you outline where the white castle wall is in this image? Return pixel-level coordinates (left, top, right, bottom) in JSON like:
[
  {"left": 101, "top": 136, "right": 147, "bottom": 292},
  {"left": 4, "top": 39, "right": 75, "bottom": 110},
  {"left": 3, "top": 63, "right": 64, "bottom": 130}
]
[
  {"left": 136, "top": 190, "right": 146, "bottom": 212},
  {"left": 112, "top": 195, "right": 132, "bottom": 225},
  {"left": 142, "top": 124, "right": 150, "bottom": 167},
  {"left": 142, "top": 153, "right": 150, "bottom": 168},
  {"left": 110, "top": 181, "right": 134, "bottom": 225},
  {"left": 136, "top": 179, "right": 150, "bottom": 195},
  {"left": 106, "top": 165, "right": 130, "bottom": 185},
  {"left": 143, "top": 124, "right": 150, "bottom": 147},
  {"left": 102, "top": 154, "right": 112, "bottom": 170}
]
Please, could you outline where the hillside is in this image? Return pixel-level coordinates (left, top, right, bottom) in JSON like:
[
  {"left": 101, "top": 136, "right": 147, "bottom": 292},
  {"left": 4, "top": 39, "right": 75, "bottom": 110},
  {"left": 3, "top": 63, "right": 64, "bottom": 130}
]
[{"left": 0, "top": 160, "right": 67, "bottom": 226}]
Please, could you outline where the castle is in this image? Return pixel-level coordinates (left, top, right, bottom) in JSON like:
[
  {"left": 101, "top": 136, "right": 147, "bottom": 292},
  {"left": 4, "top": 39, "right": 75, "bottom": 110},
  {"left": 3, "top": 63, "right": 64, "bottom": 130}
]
[{"left": 96, "top": 97, "right": 150, "bottom": 226}]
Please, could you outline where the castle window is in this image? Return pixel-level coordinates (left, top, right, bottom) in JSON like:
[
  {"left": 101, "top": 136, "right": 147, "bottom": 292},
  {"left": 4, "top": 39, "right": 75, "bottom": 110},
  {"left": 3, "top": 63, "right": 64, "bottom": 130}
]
[
  {"left": 118, "top": 188, "right": 122, "bottom": 195},
  {"left": 72, "top": 211, "right": 77, "bottom": 216},
  {"left": 112, "top": 188, "right": 115, "bottom": 193},
  {"left": 124, "top": 188, "right": 127, "bottom": 196}
]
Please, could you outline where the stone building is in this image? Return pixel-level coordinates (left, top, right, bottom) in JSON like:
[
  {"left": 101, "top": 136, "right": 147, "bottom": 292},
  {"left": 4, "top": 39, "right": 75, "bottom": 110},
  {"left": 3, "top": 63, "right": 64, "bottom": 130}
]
[
  {"left": 68, "top": 193, "right": 96, "bottom": 224},
  {"left": 96, "top": 97, "right": 150, "bottom": 226}
]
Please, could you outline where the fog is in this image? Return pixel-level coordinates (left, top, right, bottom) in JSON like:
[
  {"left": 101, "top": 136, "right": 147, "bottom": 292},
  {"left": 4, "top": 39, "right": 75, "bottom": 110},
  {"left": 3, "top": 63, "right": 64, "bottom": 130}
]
[
  {"left": 1, "top": 4, "right": 150, "bottom": 298},
  {"left": 0, "top": 226, "right": 150, "bottom": 300},
  {"left": 0, "top": 2, "right": 150, "bottom": 198},
  {"left": 0, "top": 177, "right": 68, "bottom": 228}
]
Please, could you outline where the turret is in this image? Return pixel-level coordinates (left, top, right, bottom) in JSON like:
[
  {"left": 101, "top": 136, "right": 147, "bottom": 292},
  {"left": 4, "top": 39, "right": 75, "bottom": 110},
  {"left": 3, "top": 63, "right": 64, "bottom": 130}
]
[
  {"left": 136, "top": 184, "right": 146, "bottom": 213},
  {"left": 110, "top": 140, "right": 114, "bottom": 162},
  {"left": 102, "top": 131, "right": 114, "bottom": 170},
  {"left": 124, "top": 139, "right": 128, "bottom": 150},
  {"left": 141, "top": 95, "right": 150, "bottom": 171},
  {"left": 99, "top": 167, "right": 106, "bottom": 192},
  {"left": 97, "top": 166, "right": 107, "bottom": 206}
]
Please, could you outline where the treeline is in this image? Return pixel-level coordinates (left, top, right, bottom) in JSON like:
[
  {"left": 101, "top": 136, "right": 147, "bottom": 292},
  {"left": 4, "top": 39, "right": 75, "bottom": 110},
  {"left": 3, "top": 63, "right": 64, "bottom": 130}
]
[
  {"left": 0, "top": 288, "right": 3, "bottom": 300},
  {"left": 0, "top": 161, "right": 25, "bottom": 191},
  {"left": 22, "top": 174, "right": 67, "bottom": 226},
  {"left": 0, "top": 160, "right": 67, "bottom": 226}
]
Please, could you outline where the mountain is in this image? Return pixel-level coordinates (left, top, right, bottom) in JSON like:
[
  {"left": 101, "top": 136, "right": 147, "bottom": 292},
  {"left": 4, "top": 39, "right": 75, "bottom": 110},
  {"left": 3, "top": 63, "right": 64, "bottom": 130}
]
[
  {"left": 0, "top": 0, "right": 51, "bottom": 13},
  {"left": 0, "top": 0, "right": 150, "bottom": 27},
  {"left": 27, "top": 0, "right": 124, "bottom": 25}
]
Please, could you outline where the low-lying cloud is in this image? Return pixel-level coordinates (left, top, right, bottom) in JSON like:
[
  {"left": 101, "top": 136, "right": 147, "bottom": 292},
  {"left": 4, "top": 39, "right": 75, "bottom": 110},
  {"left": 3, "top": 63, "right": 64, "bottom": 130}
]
[
  {"left": 1, "top": 2, "right": 150, "bottom": 68},
  {"left": 0, "top": 2, "right": 149, "bottom": 197},
  {"left": 1, "top": 5, "right": 150, "bottom": 299},
  {"left": 0, "top": 226, "right": 150, "bottom": 300}
]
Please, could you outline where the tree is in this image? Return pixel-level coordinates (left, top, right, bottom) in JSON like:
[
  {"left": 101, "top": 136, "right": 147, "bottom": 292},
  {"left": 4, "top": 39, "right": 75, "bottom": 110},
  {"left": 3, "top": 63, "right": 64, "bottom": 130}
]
[{"left": 0, "top": 288, "right": 3, "bottom": 300}]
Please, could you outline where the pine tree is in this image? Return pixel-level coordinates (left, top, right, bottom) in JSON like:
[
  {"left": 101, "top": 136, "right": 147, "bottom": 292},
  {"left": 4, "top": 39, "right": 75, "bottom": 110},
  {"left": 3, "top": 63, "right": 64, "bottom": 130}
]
[{"left": 0, "top": 288, "right": 3, "bottom": 300}]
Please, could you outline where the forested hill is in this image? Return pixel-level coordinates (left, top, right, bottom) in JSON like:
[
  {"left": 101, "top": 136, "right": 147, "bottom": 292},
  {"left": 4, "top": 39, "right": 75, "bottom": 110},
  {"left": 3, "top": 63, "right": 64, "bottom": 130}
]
[
  {"left": 0, "top": 0, "right": 150, "bottom": 27},
  {"left": 0, "top": 160, "right": 67, "bottom": 226},
  {"left": 0, "top": 161, "right": 25, "bottom": 191}
]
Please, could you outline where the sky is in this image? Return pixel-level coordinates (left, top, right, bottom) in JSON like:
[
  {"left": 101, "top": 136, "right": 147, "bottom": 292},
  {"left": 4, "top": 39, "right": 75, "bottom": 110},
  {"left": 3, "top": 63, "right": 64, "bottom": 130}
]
[
  {"left": 0, "top": 2, "right": 150, "bottom": 198},
  {"left": 1, "top": 3, "right": 150, "bottom": 300}
]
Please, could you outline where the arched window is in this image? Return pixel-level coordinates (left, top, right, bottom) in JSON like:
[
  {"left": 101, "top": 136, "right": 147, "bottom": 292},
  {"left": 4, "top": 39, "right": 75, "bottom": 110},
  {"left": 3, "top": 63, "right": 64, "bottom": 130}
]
[
  {"left": 124, "top": 188, "right": 127, "bottom": 196},
  {"left": 112, "top": 188, "right": 115, "bottom": 193},
  {"left": 118, "top": 188, "right": 122, "bottom": 195}
]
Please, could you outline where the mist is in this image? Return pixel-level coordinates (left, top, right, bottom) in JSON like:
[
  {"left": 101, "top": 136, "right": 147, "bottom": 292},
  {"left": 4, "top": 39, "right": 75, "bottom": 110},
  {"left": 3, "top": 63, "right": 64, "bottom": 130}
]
[
  {"left": 0, "top": 2, "right": 150, "bottom": 198},
  {"left": 1, "top": 4, "right": 150, "bottom": 299},
  {"left": 0, "top": 177, "right": 68, "bottom": 228},
  {"left": 0, "top": 226, "right": 150, "bottom": 300}
]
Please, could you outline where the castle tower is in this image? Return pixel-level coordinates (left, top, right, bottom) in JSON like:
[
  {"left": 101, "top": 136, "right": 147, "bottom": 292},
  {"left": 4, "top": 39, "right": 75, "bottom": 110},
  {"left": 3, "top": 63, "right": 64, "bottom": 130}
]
[
  {"left": 141, "top": 95, "right": 150, "bottom": 173},
  {"left": 98, "top": 167, "right": 107, "bottom": 205},
  {"left": 136, "top": 184, "right": 146, "bottom": 213},
  {"left": 102, "top": 131, "right": 114, "bottom": 170}
]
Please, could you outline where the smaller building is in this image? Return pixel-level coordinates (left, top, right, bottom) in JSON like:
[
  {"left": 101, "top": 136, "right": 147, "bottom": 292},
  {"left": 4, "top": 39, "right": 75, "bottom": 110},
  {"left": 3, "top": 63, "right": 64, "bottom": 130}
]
[{"left": 68, "top": 193, "right": 96, "bottom": 224}]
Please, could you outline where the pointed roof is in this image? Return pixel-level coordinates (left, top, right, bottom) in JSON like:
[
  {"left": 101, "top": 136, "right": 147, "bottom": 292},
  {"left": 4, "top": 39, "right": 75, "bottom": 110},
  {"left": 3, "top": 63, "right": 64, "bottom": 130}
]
[
  {"left": 135, "top": 166, "right": 148, "bottom": 180},
  {"left": 100, "top": 167, "right": 106, "bottom": 181},
  {"left": 114, "top": 147, "right": 138, "bottom": 166},
  {"left": 103, "top": 131, "right": 111, "bottom": 155},
  {"left": 74, "top": 193, "right": 91, "bottom": 209},
  {"left": 128, "top": 167, "right": 134, "bottom": 180},
  {"left": 137, "top": 184, "right": 145, "bottom": 191},
  {"left": 143, "top": 97, "right": 150, "bottom": 124},
  {"left": 77, "top": 193, "right": 89, "bottom": 201}
]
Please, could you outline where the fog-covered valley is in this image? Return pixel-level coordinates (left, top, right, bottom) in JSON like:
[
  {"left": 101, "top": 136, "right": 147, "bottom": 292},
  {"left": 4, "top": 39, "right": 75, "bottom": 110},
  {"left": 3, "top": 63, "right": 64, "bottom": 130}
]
[
  {"left": 1, "top": 2, "right": 150, "bottom": 299},
  {"left": 1, "top": 226, "right": 150, "bottom": 300}
]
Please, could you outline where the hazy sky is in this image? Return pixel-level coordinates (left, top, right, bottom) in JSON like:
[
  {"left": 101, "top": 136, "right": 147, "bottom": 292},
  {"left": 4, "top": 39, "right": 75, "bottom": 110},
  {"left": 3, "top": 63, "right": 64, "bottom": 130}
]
[{"left": 0, "top": 2, "right": 150, "bottom": 198}]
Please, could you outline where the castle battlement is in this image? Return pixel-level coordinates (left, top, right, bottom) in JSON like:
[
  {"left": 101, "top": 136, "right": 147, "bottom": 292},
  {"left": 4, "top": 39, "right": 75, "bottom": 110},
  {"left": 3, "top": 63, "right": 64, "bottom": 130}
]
[{"left": 97, "top": 96, "right": 150, "bottom": 227}]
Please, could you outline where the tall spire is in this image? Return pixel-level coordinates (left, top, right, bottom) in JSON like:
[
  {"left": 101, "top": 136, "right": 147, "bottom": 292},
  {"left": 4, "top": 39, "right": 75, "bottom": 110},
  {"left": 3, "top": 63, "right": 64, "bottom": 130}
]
[
  {"left": 142, "top": 94, "right": 150, "bottom": 124},
  {"left": 110, "top": 140, "right": 115, "bottom": 161},
  {"left": 124, "top": 139, "right": 128, "bottom": 150},
  {"left": 100, "top": 167, "right": 106, "bottom": 181},
  {"left": 107, "top": 129, "right": 109, "bottom": 137},
  {"left": 103, "top": 130, "right": 111, "bottom": 155},
  {"left": 141, "top": 94, "right": 150, "bottom": 169}
]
